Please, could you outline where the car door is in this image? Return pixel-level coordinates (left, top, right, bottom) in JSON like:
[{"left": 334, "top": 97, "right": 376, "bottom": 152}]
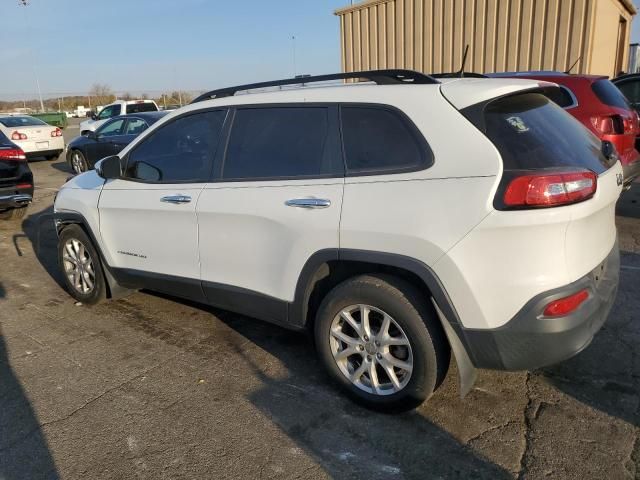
[
  {"left": 98, "top": 109, "right": 228, "bottom": 301},
  {"left": 196, "top": 105, "right": 344, "bottom": 325},
  {"left": 84, "top": 118, "right": 126, "bottom": 164}
]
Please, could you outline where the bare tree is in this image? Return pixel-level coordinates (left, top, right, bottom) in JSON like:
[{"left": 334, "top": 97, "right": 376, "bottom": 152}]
[
  {"left": 121, "top": 92, "right": 133, "bottom": 101},
  {"left": 88, "top": 83, "right": 115, "bottom": 106}
]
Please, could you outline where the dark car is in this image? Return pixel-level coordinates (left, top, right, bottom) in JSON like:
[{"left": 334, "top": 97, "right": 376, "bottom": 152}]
[
  {"left": 612, "top": 73, "right": 640, "bottom": 112},
  {"left": 0, "top": 131, "right": 33, "bottom": 220},
  {"left": 66, "top": 111, "right": 168, "bottom": 174}
]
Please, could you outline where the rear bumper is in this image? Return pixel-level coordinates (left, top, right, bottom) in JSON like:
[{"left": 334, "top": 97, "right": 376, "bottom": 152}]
[
  {"left": 459, "top": 241, "right": 620, "bottom": 370},
  {"left": 25, "top": 149, "right": 63, "bottom": 159},
  {"left": 0, "top": 193, "right": 32, "bottom": 209}
]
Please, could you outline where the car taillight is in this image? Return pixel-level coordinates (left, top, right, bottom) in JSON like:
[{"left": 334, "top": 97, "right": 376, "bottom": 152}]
[
  {"left": 11, "top": 131, "right": 27, "bottom": 140},
  {"left": 16, "top": 183, "right": 32, "bottom": 189},
  {"left": 0, "top": 148, "right": 27, "bottom": 162},
  {"left": 51, "top": 128, "right": 62, "bottom": 137},
  {"left": 503, "top": 170, "right": 597, "bottom": 208},
  {"left": 591, "top": 114, "right": 624, "bottom": 135},
  {"left": 543, "top": 289, "right": 589, "bottom": 317}
]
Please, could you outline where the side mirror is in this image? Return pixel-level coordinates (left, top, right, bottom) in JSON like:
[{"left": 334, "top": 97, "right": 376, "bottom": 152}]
[
  {"left": 91, "top": 113, "right": 98, "bottom": 120},
  {"left": 95, "top": 155, "right": 122, "bottom": 179},
  {"left": 86, "top": 130, "right": 97, "bottom": 139}
]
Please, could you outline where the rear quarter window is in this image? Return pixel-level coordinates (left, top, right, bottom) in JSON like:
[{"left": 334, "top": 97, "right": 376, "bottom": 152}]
[{"left": 478, "top": 93, "right": 612, "bottom": 174}]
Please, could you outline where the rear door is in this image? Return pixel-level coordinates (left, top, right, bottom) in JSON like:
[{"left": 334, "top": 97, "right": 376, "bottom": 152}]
[
  {"left": 196, "top": 105, "right": 344, "bottom": 323},
  {"left": 98, "top": 109, "right": 228, "bottom": 300}
]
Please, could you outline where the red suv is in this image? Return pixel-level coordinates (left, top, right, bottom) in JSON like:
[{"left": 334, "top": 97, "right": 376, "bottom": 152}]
[{"left": 489, "top": 72, "right": 640, "bottom": 185}]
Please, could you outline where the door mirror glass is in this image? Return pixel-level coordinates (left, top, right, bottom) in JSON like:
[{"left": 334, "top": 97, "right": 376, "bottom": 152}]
[{"left": 95, "top": 155, "right": 122, "bottom": 179}]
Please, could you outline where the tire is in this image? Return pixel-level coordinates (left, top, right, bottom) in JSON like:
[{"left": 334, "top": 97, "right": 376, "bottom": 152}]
[
  {"left": 0, "top": 207, "right": 28, "bottom": 220},
  {"left": 69, "top": 150, "right": 88, "bottom": 174},
  {"left": 314, "top": 274, "right": 450, "bottom": 412},
  {"left": 58, "top": 224, "right": 106, "bottom": 304}
]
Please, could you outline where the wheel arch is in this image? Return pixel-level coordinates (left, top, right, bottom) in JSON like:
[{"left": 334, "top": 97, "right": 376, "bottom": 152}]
[{"left": 290, "top": 249, "right": 478, "bottom": 396}]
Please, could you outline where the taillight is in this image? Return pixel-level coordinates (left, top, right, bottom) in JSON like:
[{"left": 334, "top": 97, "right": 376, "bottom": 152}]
[
  {"left": 11, "top": 131, "right": 27, "bottom": 141},
  {"left": 0, "top": 148, "right": 27, "bottom": 162},
  {"left": 543, "top": 289, "right": 589, "bottom": 317},
  {"left": 51, "top": 128, "right": 62, "bottom": 137},
  {"left": 591, "top": 114, "right": 624, "bottom": 135},
  {"left": 503, "top": 170, "right": 597, "bottom": 208}
]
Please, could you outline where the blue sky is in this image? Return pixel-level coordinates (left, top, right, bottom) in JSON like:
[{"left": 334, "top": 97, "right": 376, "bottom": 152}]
[{"left": 1, "top": 0, "right": 640, "bottom": 100}]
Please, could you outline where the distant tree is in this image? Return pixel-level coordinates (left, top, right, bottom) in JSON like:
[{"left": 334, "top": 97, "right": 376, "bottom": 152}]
[
  {"left": 141, "top": 93, "right": 149, "bottom": 100},
  {"left": 88, "top": 83, "right": 115, "bottom": 106},
  {"left": 121, "top": 92, "right": 133, "bottom": 101}
]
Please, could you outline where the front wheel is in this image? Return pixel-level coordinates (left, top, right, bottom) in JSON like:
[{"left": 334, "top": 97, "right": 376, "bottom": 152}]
[
  {"left": 314, "top": 274, "right": 450, "bottom": 412},
  {"left": 70, "top": 150, "right": 88, "bottom": 174},
  {"left": 58, "top": 224, "right": 106, "bottom": 304}
]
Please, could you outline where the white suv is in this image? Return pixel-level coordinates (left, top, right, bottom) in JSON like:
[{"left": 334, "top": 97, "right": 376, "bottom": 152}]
[
  {"left": 80, "top": 100, "right": 159, "bottom": 134},
  {"left": 54, "top": 70, "right": 622, "bottom": 411}
]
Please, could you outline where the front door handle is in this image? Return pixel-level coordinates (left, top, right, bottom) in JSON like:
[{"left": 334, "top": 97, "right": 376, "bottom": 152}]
[
  {"left": 285, "top": 198, "right": 331, "bottom": 209},
  {"left": 161, "top": 194, "right": 192, "bottom": 204}
]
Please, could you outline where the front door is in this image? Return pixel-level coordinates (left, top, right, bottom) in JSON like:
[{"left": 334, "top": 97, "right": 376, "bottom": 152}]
[{"left": 98, "top": 109, "right": 228, "bottom": 301}]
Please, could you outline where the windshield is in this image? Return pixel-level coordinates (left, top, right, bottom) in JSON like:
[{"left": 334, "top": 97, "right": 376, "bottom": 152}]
[{"left": 0, "top": 116, "right": 48, "bottom": 128}]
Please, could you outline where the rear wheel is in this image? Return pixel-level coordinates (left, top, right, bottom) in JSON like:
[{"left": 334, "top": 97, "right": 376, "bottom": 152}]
[
  {"left": 70, "top": 150, "right": 88, "bottom": 174},
  {"left": 58, "top": 225, "right": 106, "bottom": 304},
  {"left": 0, "top": 207, "right": 28, "bottom": 220},
  {"left": 314, "top": 274, "right": 450, "bottom": 412}
]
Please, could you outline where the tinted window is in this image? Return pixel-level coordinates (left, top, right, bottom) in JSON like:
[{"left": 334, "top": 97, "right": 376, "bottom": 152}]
[
  {"left": 0, "top": 116, "right": 47, "bottom": 127},
  {"left": 482, "top": 93, "right": 611, "bottom": 173},
  {"left": 125, "top": 118, "right": 147, "bottom": 135},
  {"left": 341, "top": 107, "right": 427, "bottom": 174},
  {"left": 592, "top": 79, "right": 631, "bottom": 109},
  {"left": 127, "top": 102, "right": 158, "bottom": 114},
  {"left": 125, "top": 110, "right": 226, "bottom": 183},
  {"left": 541, "top": 86, "right": 575, "bottom": 108},
  {"left": 615, "top": 79, "right": 640, "bottom": 107},
  {"left": 97, "top": 105, "right": 119, "bottom": 120},
  {"left": 97, "top": 119, "right": 125, "bottom": 137},
  {"left": 223, "top": 107, "right": 333, "bottom": 179}
]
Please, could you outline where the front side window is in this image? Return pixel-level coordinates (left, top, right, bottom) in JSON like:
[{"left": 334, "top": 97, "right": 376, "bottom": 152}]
[
  {"left": 98, "top": 105, "right": 119, "bottom": 120},
  {"left": 341, "top": 106, "right": 429, "bottom": 174},
  {"left": 223, "top": 107, "right": 333, "bottom": 180},
  {"left": 97, "top": 119, "right": 125, "bottom": 137},
  {"left": 125, "top": 110, "right": 226, "bottom": 183},
  {"left": 615, "top": 79, "right": 640, "bottom": 108},
  {"left": 125, "top": 118, "right": 147, "bottom": 135}
]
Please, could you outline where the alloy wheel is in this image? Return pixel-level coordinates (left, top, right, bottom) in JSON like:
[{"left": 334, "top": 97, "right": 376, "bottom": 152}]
[
  {"left": 72, "top": 152, "right": 85, "bottom": 174},
  {"left": 329, "top": 304, "right": 413, "bottom": 396},
  {"left": 62, "top": 238, "right": 96, "bottom": 294}
]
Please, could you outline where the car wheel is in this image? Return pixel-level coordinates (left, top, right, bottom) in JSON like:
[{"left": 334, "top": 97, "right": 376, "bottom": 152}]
[
  {"left": 70, "top": 150, "right": 88, "bottom": 174},
  {"left": 58, "top": 224, "right": 106, "bottom": 304},
  {"left": 0, "top": 207, "right": 28, "bottom": 220},
  {"left": 314, "top": 274, "right": 450, "bottom": 412}
]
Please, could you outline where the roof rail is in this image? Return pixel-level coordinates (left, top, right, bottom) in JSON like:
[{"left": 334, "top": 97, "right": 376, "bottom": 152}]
[{"left": 191, "top": 69, "right": 439, "bottom": 103}]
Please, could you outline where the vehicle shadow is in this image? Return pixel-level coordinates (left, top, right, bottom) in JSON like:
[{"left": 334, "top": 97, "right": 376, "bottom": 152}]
[
  {"left": 16, "top": 205, "right": 64, "bottom": 290},
  {"left": 183, "top": 303, "right": 513, "bottom": 479},
  {"left": 616, "top": 182, "right": 640, "bottom": 219},
  {"left": 540, "top": 249, "right": 640, "bottom": 427},
  {"left": 0, "top": 286, "right": 60, "bottom": 479},
  {"left": 49, "top": 161, "right": 72, "bottom": 175}
]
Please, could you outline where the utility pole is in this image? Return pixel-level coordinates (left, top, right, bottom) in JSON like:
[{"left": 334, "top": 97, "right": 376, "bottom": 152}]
[
  {"left": 292, "top": 35, "right": 297, "bottom": 77},
  {"left": 19, "top": 0, "right": 45, "bottom": 112}
]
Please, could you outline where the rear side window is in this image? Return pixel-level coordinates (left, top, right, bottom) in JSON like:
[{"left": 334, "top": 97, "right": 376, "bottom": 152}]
[
  {"left": 592, "top": 79, "right": 631, "bottom": 109},
  {"left": 127, "top": 102, "right": 158, "bottom": 114},
  {"left": 125, "top": 110, "right": 226, "bottom": 183},
  {"left": 223, "top": 107, "right": 334, "bottom": 180},
  {"left": 481, "top": 93, "right": 611, "bottom": 174},
  {"left": 541, "top": 86, "right": 576, "bottom": 108},
  {"left": 341, "top": 106, "right": 429, "bottom": 175}
]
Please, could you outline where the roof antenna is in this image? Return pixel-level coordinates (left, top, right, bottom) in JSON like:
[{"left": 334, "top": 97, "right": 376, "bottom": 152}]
[
  {"left": 565, "top": 56, "right": 581, "bottom": 74},
  {"left": 457, "top": 45, "right": 470, "bottom": 78}
]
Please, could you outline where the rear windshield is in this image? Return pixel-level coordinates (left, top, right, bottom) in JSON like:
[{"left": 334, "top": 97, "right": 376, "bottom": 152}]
[
  {"left": 482, "top": 93, "right": 611, "bottom": 174},
  {"left": 127, "top": 103, "right": 157, "bottom": 114},
  {"left": 592, "top": 79, "right": 630, "bottom": 110},
  {"left": 0, "top": 116, "right": 47, "bottom": 128}
]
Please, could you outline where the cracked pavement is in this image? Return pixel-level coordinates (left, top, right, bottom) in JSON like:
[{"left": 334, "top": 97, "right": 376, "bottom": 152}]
[{"left": 0, "top": 121, "right": 639, "bottom": 479}]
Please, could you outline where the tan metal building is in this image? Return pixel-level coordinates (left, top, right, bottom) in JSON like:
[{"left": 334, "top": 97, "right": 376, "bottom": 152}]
[{"left": 335, "top": 0, "right": 636, "bottom": 78}]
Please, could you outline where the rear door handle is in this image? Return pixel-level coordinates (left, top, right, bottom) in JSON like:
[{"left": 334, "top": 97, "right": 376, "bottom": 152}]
[
  {"left": 285, "top": 198, "right": 331, "bottom": 209},
  {"left": 161, "top": 194, "right": 192, "bottom": 204}
]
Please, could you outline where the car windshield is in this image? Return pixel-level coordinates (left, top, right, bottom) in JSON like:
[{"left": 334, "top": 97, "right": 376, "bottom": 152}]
[{"left": 0, "top": 116, "right": 47, "bottom": 128}]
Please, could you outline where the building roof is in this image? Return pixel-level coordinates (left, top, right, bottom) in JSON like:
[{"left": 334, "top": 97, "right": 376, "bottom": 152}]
[{"left": 335, "top": 0, "right": 636, "bottom": 16}]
